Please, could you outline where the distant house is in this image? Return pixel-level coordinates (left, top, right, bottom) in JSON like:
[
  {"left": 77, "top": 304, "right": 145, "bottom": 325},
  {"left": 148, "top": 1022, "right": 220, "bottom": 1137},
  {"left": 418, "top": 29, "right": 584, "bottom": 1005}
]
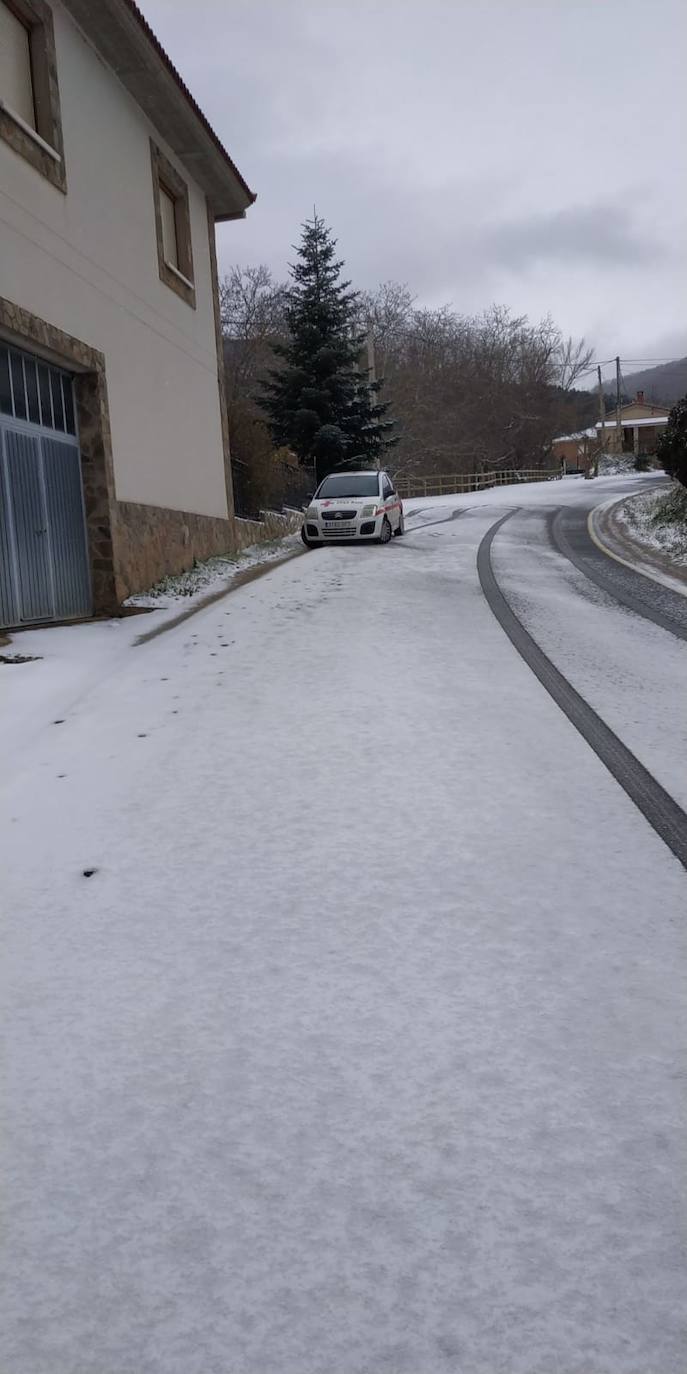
[
  {"left": 595, "top": 391, "right": 669, "bottom": 456},
  {"left": 551, "top": 428, "right": 597, "bottom": 473},
  {"left": 1, "top": 0, "right": 255, "bottom": 630}
]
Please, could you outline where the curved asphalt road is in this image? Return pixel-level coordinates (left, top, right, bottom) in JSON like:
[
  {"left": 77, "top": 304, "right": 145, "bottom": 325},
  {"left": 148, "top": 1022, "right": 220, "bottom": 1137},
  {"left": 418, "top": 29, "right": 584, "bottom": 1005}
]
[
  {"left": 408, "top": 474, "right": 687, "bottom": 864},
  {"left": 550, "top": 501, "right": 687, "bottom": 642},
  {"left": 479, "top": 510, "right": 687, "bottom": 870}
]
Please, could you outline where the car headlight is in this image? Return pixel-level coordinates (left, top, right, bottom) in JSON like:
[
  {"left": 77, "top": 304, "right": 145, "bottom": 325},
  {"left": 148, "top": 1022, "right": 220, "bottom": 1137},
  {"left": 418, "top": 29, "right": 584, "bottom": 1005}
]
[
  {"left": 305, "top": 506, "right": 319, "bottom": 519},
  {"left": 361, "top": 504, "right": 376, "bottom": 516}
]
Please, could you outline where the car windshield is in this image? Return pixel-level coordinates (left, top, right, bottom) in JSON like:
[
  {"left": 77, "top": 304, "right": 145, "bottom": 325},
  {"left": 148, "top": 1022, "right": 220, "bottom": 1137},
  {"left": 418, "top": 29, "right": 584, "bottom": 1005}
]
[{"left": 316, "top": 474, "right": 380, "bottom": 498}]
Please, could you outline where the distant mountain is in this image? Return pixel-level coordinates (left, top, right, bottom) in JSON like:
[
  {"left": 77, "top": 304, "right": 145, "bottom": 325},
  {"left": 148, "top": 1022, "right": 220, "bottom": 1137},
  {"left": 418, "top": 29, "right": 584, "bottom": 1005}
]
[{"left": 621, "top": 358, "right": 687, "bottom": 407}]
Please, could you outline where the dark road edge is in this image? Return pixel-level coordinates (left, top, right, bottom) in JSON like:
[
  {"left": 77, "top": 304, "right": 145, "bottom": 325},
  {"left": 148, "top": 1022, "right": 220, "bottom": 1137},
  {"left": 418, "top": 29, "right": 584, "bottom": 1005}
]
[
  {"left": 478, "top": 511, "right": 687, "bottom": 873},
  {"left": 549, "top": 507, "right": 687, "bottom": 643}
]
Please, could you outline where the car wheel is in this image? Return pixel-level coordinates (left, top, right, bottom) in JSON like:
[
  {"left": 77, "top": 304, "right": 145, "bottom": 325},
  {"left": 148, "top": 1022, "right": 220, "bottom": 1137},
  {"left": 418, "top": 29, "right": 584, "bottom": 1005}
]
[
  {"left": 301, "top": 527, "right": 318, "bottom": 549},
  {"left": 393, "top": 511, "right": 405, "bottom": 536},
  {"left": 379, "top": 516, "right": 393, "bottom": 544}
]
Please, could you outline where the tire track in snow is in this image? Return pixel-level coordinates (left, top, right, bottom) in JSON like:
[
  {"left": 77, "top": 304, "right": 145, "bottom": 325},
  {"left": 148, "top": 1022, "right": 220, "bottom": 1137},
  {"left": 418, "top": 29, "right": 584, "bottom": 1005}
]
[
  {"left": 405, "top": 506, "right": 474, "bottom": 531},
  {"left": 478, "top": 511, "right": 687, "bottom": 873},
  {"left": 549, "top": 507, "right": 687, "bottom": 643}
]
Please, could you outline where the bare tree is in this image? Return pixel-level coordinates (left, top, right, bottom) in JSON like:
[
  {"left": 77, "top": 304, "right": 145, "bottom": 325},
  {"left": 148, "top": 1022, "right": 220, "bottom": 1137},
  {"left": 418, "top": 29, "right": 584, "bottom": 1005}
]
[
  {"left": 220, "top": 265, "right": 287, "bottom": 409},
  {"left": 221, "top": 265, "right": 597, "bottom": 494},
  {"left": 219, "top": 266, "right": 296, "bottom": 516},
  {"left": 555, "top": 334, "right": 595, "bottom": 391}
]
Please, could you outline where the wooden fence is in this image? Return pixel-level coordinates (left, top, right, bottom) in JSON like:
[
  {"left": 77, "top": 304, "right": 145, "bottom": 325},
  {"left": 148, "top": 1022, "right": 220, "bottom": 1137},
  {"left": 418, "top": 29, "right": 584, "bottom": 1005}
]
[{"left": 393, "top": 468, "right": 561, "bottom": 499}]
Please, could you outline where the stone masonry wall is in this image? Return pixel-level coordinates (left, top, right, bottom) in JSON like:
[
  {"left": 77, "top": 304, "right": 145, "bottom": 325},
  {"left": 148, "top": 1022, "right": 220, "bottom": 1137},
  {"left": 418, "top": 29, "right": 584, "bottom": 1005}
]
[
  {"left": 113, "top": 503, "right": 301, "bottom": 601},
  {"left": 233, "top": 510, "right": 301, "bottom": 554}
]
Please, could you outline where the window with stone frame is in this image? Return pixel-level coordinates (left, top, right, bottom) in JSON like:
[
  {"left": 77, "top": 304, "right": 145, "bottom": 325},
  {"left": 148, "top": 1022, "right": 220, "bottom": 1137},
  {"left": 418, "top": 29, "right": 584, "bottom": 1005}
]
[
  {"left": 150, "top": 139, "right": 196, "bottom": 309},
  {"left": 0, "top": 0, "right": 66, "bottom": 192}
]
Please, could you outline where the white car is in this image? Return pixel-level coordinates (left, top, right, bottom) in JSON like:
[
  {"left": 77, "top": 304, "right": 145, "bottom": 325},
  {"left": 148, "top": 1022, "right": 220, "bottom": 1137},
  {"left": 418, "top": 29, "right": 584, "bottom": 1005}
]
[{"left": 301, "top": 470, "right": 405, "bottom": 547}]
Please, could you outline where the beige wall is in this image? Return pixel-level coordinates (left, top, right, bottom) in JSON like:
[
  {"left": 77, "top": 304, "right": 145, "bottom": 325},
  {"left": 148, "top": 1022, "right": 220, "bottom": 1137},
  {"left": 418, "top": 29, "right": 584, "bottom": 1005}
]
[
  {"left": 0, "top": 0, "right": 229, "bottom": 519},
  {"left": 614, "top": 403, "right": 669, "bottom": 422}
]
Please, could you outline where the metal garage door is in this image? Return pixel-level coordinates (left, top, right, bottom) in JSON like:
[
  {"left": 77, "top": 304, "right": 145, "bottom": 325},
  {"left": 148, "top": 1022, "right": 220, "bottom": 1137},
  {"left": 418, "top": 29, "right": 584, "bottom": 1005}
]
[{"left": 0, "top": 343, "right": 91, "bottom": 628}]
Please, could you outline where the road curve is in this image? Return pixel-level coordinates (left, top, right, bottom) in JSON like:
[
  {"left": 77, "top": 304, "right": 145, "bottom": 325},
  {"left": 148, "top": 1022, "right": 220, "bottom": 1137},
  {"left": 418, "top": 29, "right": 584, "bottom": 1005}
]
[
  {"left": 478, "top": 509, "right": 687, "bottom": 872},
  {"left": 550, "top": 503, "right": 687, "bottom": 643}
]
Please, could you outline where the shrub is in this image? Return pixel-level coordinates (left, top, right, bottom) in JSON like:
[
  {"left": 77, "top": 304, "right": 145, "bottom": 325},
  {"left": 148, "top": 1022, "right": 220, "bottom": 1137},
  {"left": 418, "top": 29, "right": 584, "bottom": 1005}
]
[{"left": 656, "top": 395, "right": 687, "bottom": 488}]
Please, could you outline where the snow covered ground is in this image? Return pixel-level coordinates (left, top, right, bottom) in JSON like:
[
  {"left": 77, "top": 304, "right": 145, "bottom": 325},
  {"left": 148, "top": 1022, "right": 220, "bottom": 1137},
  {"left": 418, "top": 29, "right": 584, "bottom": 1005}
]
[
  {"left": 126, "top": 534, "right": 301, "bottom": 609},
  {"left": 0, "top": 537, "right": 300, "bottom": 772},
  {"left": 1, "top": 473, "right": 685, "bottom": 1374},
  {"left": 614, "top": 483, "right": 687, "bottom": 568}
]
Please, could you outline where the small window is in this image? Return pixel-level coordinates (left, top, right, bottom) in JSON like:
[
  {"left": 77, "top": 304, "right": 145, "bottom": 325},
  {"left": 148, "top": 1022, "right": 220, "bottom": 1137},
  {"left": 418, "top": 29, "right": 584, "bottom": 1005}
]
[
  {"left": 0, "top": 0, "right": 66, "bottom": 192},
  {"left": 150, "top": 140, "right": 195, "bottom": 308},
  {"left": 0, "top": 342, "right": 75, "bottom": 431},
  {"left": 10, "top": 351, "right": 27, "bottom": 419},
  {"left": 37, "top": 360, "right": 52, "bottom": 425},
  {"left": 0, "top": 1, "right": 35, "bottom": 128},
  {"left": 62, "top": 377, "right": 75, "bottom": 434},
  {"left": 25, "top": 356, "right": 40, "bottom": 423},
  {"left": 50, "top": 366, "right": 65, "bottom": 430},
  {"left": 0, "top": 348, "right": 12, "bottom": 414},
  {"left": 159, "top": 184, "right": 179, "bottom": 268}
]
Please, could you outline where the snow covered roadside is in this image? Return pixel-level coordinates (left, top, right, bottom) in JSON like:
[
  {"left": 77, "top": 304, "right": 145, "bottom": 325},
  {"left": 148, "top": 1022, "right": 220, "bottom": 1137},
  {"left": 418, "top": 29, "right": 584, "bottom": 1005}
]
[
  {"left": 613, "top": 483, "right": 687, "bottom": 569},
  {"left": 597, "top": 453, "right": 637, "bottom": 477},
  {"left": 0, "top": 534, "right": 300, "bottom": 773},
  {"left": 125, "top": 534, "right": 301, "bottom": 613}
]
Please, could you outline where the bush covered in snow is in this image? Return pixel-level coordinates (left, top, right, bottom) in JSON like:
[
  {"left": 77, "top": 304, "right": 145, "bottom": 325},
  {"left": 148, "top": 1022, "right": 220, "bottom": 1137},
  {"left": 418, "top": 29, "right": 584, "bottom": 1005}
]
[
  {"left": 598, "top": 452, "right": 635, "bottom": 477},
  {"left": 657, "top": 395, "right": 687, "bottom": 489},
  {"left": 616, "top": 483, "right": 687, "bottom": 566}
]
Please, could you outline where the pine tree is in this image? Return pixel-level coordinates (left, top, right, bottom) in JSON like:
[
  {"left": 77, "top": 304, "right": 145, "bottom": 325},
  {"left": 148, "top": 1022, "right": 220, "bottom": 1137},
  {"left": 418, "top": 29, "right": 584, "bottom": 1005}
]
[
  {"left": 260, "top": 214, "right": 396, "bottom": 482},
  {"left": 657, "top": 394, "right": 687, "bottom": 489}
]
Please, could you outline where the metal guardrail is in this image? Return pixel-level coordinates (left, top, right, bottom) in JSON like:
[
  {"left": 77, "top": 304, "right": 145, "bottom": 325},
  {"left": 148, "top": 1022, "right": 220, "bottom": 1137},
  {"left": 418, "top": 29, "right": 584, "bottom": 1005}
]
[{"left": 394, "top": 468, "right": 561, "bottom": 499}]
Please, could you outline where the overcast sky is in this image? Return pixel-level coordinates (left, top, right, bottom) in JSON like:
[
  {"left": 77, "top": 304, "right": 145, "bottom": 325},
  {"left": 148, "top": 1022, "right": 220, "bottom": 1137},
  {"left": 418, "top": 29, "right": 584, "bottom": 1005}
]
[{"left": 145, "top": 0, "right": 686, "bottom": 377}]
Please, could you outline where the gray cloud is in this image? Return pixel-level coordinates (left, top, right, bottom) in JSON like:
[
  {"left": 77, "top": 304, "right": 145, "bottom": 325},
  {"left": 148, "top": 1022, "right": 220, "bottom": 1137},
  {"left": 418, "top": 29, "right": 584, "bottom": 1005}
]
[
  {"left": 146, "top": 0, "right": 687, "bottom": 358},
  {"left": 481, "top": 203, "right": 660, "bottom": 269}
]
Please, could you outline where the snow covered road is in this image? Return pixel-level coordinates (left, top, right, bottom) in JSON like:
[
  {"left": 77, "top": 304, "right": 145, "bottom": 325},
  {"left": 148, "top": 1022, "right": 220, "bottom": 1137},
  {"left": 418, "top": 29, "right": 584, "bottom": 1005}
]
[{"left": 2, "top": 475, "right": 686, "bottom": 1373}]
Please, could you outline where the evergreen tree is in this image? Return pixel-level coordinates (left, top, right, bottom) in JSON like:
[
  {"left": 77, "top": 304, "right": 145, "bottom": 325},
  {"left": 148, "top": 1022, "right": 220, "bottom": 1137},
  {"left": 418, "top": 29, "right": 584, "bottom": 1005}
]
[
  {"left": 260, "top": 214, "right": 396, "bottom": 482},
  {"left": 657, "top": 394, "right": 687, "bottom": 489}
]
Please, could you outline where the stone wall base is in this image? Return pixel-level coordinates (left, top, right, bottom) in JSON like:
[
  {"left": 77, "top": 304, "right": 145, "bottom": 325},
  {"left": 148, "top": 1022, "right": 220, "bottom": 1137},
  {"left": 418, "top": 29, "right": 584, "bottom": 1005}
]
[
  {"left": 234, "top": 511, "right": 301, "bottom": 554},
  {"left": 113, "top": 501, "right": 236, "bottom": 602},
  {"left": 113, "top": 501, "right": 301, "bottom": 602}
]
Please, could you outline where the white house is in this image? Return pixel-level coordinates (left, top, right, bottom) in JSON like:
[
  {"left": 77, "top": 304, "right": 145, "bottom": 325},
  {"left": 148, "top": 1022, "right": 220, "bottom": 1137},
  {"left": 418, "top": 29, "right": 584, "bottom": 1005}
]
[{"left": 0, "top": 0, "right": 255, "bottom": 628}]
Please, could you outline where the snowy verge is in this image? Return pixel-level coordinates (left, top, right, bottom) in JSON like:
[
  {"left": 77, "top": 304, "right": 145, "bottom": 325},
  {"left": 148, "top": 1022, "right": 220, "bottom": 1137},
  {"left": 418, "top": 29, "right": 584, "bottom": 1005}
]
[
  {"left": 613, "top": 483, "right": 687, "bottom": 569},
  {"left": 0, "top": 534, "right": 301, "bottom": 771},
  {"left": 125, "top": 534, "right": 301, "bottom": 612},
  {"left": 597, "top": 452, "right": 638, "bottom": 477}
]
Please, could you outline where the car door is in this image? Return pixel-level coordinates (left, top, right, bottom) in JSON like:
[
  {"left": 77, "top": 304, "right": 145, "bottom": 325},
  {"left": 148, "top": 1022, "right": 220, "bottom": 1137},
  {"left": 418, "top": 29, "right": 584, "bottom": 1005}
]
[{"left": 382, "top": 474, "right": 399, "bottom": 529}]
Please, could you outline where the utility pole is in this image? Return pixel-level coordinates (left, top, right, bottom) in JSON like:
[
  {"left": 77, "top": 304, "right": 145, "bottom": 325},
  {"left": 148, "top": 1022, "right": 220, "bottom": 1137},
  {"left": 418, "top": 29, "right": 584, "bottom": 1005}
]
[
  {"left": 594, "top": 364, "right": 606, "bottom": 478},
  {"left": 366, "top": 323, "right": 381, "bottom": 470},
  {"left": 366, "top": 324, "right": 377, "bottom": 391},
  {"left": 615, "top": 355, "right": 623, "bottom": 453}
]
